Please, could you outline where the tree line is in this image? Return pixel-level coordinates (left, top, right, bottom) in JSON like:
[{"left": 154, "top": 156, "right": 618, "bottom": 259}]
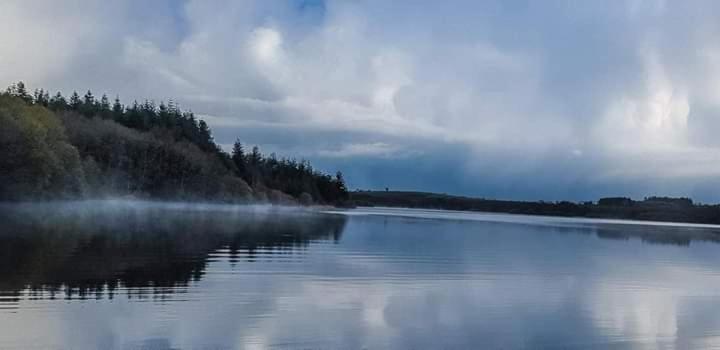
[
  {"left": 1, "top": 81, "right": 349, "bottom": 204},
  {"left": 351, "top": 191, "right": 720, "bottom": 225}
]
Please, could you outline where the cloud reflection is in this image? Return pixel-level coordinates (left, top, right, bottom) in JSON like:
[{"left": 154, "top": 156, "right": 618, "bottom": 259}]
[{"left": 1, "top": 204, "right": 720, "bottom": 349}]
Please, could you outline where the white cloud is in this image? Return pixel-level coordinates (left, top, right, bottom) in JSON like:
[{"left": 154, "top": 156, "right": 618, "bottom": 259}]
[
  {"left": 316, "top": 142, "right": 415, "bottom": 158},
  {"left": 5, "top": 0, "right": 720, "bottom": 199}
]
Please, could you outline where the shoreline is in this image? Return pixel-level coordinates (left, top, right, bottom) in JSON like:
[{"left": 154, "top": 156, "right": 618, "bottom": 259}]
[{"left": 350, "top": 191, "right": 720, "bottom": 226}]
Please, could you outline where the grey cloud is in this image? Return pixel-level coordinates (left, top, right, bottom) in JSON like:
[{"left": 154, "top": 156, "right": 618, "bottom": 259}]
[{"left": 4, "top": 0, "right": 720, "bottom": 200}]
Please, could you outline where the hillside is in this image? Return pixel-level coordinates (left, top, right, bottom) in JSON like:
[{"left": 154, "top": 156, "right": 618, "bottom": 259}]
[{"left": 0, "top": 82, "right": 349, "bottom": 204}]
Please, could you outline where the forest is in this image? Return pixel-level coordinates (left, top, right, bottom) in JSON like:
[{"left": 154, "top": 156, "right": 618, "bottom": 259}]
[
  {"left": 351, "top": 191, "right": 720, "bottom": 225},
  {"left": 0, "top": 82, "right": 349, "bottom": 205}
]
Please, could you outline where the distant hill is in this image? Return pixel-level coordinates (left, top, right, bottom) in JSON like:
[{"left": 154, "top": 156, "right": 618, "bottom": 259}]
[{"left": 350, "top": 191, "right": 720, "bottom": 225}]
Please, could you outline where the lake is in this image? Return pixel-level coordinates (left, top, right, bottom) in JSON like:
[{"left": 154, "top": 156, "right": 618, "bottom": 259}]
[{"left": 2, "top": 201, "right": 720, "bottom": 349}]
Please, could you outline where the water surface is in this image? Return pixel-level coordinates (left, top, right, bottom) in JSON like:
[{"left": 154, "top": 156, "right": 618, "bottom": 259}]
[{"left": 2, "top": 202, "right": 720, "bottom": 349}]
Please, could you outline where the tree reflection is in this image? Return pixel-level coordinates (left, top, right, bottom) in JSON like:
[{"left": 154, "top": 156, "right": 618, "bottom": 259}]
[
  {"left": 0, "top": 201, "right": 347, "bottom": 301},
  {"left": 590, "top": 224, "right": 720, "bottom": 246}
]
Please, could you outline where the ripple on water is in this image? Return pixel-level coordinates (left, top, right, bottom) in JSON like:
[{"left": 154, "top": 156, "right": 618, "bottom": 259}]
[{"left": 2, "top": 203, "right": 720, "bottom": 349}]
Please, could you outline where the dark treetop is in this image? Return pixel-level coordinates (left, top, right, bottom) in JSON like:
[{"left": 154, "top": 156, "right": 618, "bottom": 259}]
[{"left": 0, "top": 82, "right": 349, "bottom": 204}]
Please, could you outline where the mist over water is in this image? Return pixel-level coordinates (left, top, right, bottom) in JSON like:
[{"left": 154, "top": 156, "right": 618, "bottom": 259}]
[
  {"left": 0, "top": 200, "right": 345, "bottom": 300},
  {"left": 2, "top": 202, "right": 720, "bottom": 349}
]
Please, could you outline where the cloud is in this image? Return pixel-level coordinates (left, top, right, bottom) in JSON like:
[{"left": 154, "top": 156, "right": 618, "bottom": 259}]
[
  {"left": 316, "top": 142, "right": 415, "bottom": 159},
  {"left": 4, "top": 0, "right": 720, "bottom": 200}
]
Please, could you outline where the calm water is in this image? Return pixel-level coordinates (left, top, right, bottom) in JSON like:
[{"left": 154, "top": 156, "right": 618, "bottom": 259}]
[{"left": 3, "top": 202, "right": 720, "bottom": 349}]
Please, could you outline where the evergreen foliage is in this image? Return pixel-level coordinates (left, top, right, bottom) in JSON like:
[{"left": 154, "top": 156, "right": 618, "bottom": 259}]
[{"left": 0, "top": 82, "right": 349, "bottom": 204}]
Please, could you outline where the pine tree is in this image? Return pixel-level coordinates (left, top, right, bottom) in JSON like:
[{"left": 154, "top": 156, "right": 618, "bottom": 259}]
[
  {"left": 140, "top": 101, "right": 151, "bottom": 128},
  {"left": 182, "top": 111, "right": 199, "bottom": 144},
  {"left": 97, "top": 94, "right": 110, "bottom": 118},
  {"left": 14, "top": 81, "right": 32, "bottom": 104},
  {"left": 82, "top": 90, "right": 96, "bottom": 117},
  {"left": 33, "top": 89, "right": 49, "bottom": 106},
  {"left": 5, "top": 83, "right": 16, "bottom": 95},
  {"left": 249, "top": 146, "right": 262, "bottom": 165},
  {"left": 83, "top": 90, "right": 95, "bottom": 105},
  {"left": 112, "top": 96, "right": 123, "bottom": 122},
  {"left": 69, "top": 91, "right": 81, "bottom": 110},
  {"left": 231, "top": 138, "right": 248, "bottom": 181},
  {"left": 198, "top": 119, "right": 214, "bottom": 151},
  {"left": 100, "top": 94, "right": 110, "bottom": 110},
  {"left": 42, "top": 90, "right": 50, "bottom": 106},
  {"left": 1, "top": 82, "right": 352, "bottom": 204},
  {"left": 49, "top": 92, "right": 67, "bottom": 111},
  {"left": 158, "top": 101, "right": 176, "bottom": 128},
  {"left": 126, "top": 100, "right": 142, "bottom": 128},
  {"left": 336, "top": 171, "right": 348, "bottom": 197}
]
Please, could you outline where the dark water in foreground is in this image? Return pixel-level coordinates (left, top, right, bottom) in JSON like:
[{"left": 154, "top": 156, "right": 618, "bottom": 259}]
[{"left": 3, "top": 202, "right": 720, "bottom": 349}]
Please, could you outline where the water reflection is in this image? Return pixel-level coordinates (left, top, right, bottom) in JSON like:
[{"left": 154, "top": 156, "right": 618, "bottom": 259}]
[
  {"left": 2, "top": 203, "right": 720, "bottom": 349},
  {"left": 0, "top": 201, "right": 346, "bottom": 303}
]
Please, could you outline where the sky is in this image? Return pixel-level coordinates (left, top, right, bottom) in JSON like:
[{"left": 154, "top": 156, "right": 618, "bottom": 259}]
[{"left": 4, "top": 0, "right": 720, "bottom": 201}]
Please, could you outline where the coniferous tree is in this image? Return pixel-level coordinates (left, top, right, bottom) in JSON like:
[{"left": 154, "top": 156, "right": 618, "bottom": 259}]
[
  {"left": 198, "top": 120, "right": 214, "bottom": 152},
  {"left": 69, "top": 91, "right": 81, "bottom": 110},
  {"left": 112, "top": 96, "right": 123, "bottom": 122},
  {"left": 82, "top": 90, "right": 96, "bottom": 117},
  {"left": 141, "top": 100, "right": 156, "bottom": 129},
  {"left": 158, "top": 101, "right": 172, "bottom": 128},
  {"left": 246, "top": 146, "right": 263, "bottom": 186},
  {"left": 14, "top": 82, "right": 32, "bottom": 104},
  {"left": 249, "top": 146, "right": 262, "bottom": 165},
  {"left": 42, "top": 90, "right": 50, "bottom": 106},
  {"left": 181, "top": 111, "right": 198, "bottom": 144},
  {"left": 33, "top": 89, "right": 40, "bottom": 104},
  {"left": 231, "top": 139, "right": 247, "bottom": 181},
  {"left": 125, "top": 101, "right": 142, "bottom": 129},
  {"left": 336, "top": 171, "right": 348, "bottom": 199},
  {"left": 49, "top": 92, "right": 67, "bottom": 111},
  {"left": 1, "top": 82, "right": 351, "bottom": 205},
  {"left": 5, "top": 83, "right": 15, "bottom": 95},
  {"left": 15, "top": 81, "right": 27, "bottom": 96},
  {"left": 83, "top": 90, "right": 95, "bottom": 105},
  {"left": 99, "top": 94, "right": 111, "bottom": 117},
  {"left": 33, "top": 89, "right": 49, "bottom": 107}
]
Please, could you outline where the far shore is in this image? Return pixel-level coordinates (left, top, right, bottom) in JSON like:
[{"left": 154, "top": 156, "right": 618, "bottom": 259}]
[{"left": 350, "top": 190, "right": 720, "bottom": 226}]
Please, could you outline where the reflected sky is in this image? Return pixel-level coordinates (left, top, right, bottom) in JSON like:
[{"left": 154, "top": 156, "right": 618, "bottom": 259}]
[{"left": 2, "top": 202, "right": 720, "bottom": 349}]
